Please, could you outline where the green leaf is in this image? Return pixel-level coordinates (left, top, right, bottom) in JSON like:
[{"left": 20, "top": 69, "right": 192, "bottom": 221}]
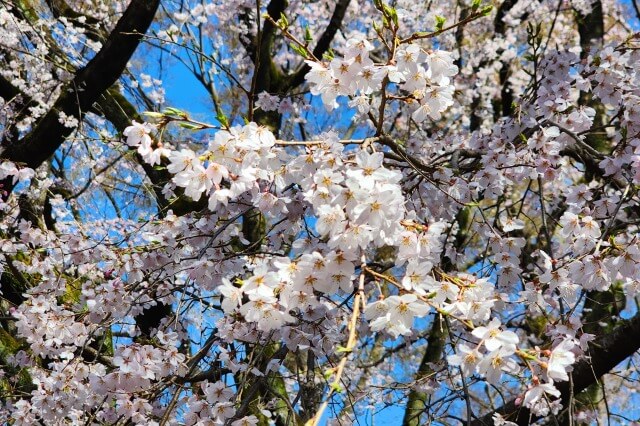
[
  {"left": 142, "top": 111, "right": 164, "bottom": 119},
  {"left": 178, "top": 122, "right": 202, "bottom": 130},
  {"left": 304, "top": 25, "right": 313, "bottom": 43},
  {"left": 163, "top": 107, "right": 187, "bottom": 119},
  {"left": 390, "top": 8, "right": 398, "bottom": 27},
  {"left": 471, "top": 0, "right": 482, "bottom": 11},
  {"left": 278, "top": 12, "right": 288, "bottom": 29},
  {"left": 289, "top": 42, "right": 308, "bottom": 58},
  {"left": 435, "top": 15, "right": 446, "bottom": 31},
  {"left": 216, "top": 111, "right": 229, "bottom": 127},
  {"left": 481, "top": 5, "right": 493, "bottom": 16},
  {"left": 322, "top": 48, "right": 335, "bottom": 61},
  {"left": 383, "top": 5, "right": 398, "bottom": 27}
]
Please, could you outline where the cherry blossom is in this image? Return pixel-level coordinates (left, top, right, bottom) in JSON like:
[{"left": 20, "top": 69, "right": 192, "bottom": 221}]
[{"left": 1, "top": 0, "right": 639, "bottom": 424}]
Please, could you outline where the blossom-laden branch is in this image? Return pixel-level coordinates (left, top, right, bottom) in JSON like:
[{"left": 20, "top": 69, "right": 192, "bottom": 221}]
[
  {"left": 2, "top": 0, "right": 640, "bottom": 425},
  {"left": 472, "top": 312, "right": 640, "bottom": 425},
  {"left": 400, "top": 3, "right": 494, "bottom": 44},
  {"left": 306, "top": 255, "right": 367, "bottom": 426},
  {"left": 286, "top": 0, "right": 352, "bottom": 89}
]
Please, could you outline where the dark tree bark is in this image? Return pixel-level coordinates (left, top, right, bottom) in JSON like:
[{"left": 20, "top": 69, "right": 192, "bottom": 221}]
[{"left": 0, "top": 0, "right": 161, "bottom": 198}]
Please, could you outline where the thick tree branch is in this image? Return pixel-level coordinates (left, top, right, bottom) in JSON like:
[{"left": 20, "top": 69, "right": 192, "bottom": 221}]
[
  {"left": 0, "top": 0, "right": 160, "bottom": 194},
  {"left": 251, "top": 0, "right": 289, "bottom": 94},
  {"left": 576, "top": 0, "right": 604, "bottom": 54},
  {"left": 403, "top": 314, "right": 446, "bottom": 426},
  {"left": 250, "top": 0, "right": 288, "bottom": 130},
  {"left": 44, "top": 0, "right": 99, "bottom": 25},
  {"left": 0, "top": 74, "right": 22, "bottom": 101}
]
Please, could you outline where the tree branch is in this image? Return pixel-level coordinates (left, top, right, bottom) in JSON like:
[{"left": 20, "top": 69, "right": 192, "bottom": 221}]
[
  {"left": 403, "top": 314, "right": 446, "bottom": 426},
  {"left": 0, "top": 0, "right": 160, "bottom": 195},
  {"left": 470, "top": 312, "right": 640, "bottom": 426},
  {"left": 287, "top": 0, "right": 351, "bottom": 89}
]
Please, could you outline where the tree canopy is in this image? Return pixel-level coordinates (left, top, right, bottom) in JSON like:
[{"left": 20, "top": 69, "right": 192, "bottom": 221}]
[{"left": 1, "top": 0, "right": 640, "bottom": 425}]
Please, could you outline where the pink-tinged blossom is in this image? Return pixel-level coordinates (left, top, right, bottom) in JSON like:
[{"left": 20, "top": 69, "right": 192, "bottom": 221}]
[
  {"left": 472, "top": 318, "right": 519, "bottom": 352},
  {"left": 448, "top": 343, "right": 482, "bottom": 377},
  {"left": 547, "top": 339, "right": 576, "bottom": 381},
  {"left": 123, "top": 120, "right": 154, "bottom": 147},
  {"left": 477, "top": 346, "right": 520, "bottom": 384},
  {"left": 3, "top": 1, "right": 639, "bottom": 423}
]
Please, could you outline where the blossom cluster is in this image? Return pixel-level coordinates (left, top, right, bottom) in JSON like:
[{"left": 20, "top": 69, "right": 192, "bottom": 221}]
[
  {"left": 305, "top": 38, "right": 457, "bottom": 122},
  {"left": 3, "top": 0, "right": 640, "bottom": 424}
]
